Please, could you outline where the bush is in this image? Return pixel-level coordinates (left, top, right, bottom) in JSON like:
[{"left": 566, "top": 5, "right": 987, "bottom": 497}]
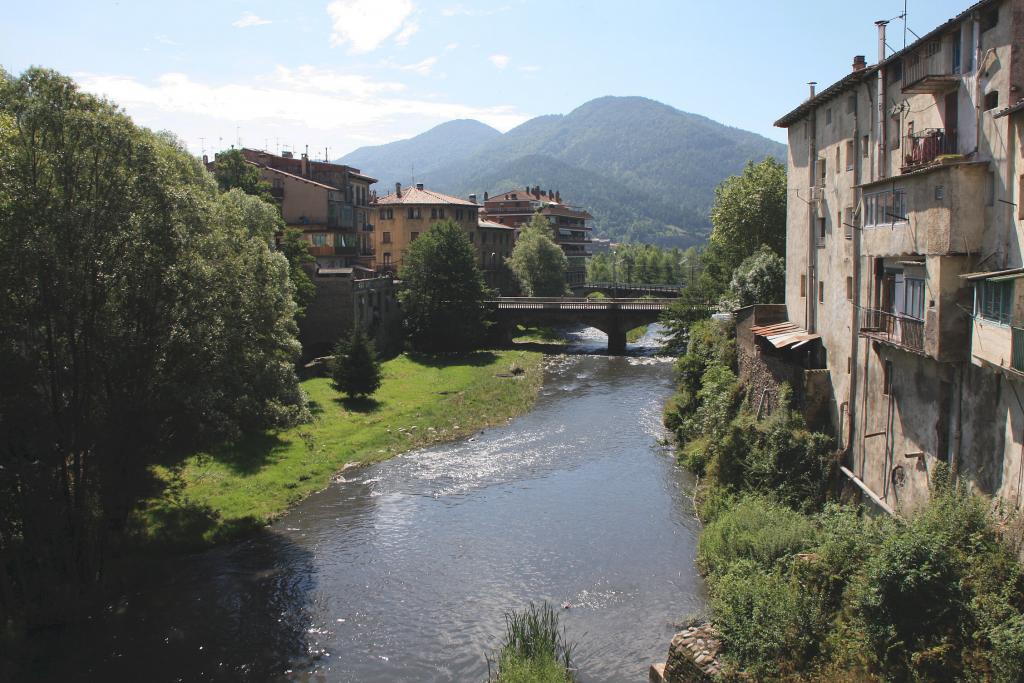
[
  {"left": 698, "top": 495, "right": 817, "bottom": 574},
  {"left": 492, "top": 603, "right": 574, "bottom": 682},
  {"left": 331, "top": 327, "right": 382, "bottom": 399}
]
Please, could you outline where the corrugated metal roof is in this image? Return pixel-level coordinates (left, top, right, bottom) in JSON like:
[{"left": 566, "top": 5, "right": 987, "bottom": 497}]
[
  {"left": 960, "top": 267, "right": 1024, "bottom": 281},
  {"left": 750, "top": 321, "right": 821, "bottom": 349}
]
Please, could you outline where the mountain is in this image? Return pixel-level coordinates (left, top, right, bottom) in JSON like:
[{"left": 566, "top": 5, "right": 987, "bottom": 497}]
[
  {"left": 338, "top": 97, "right": 786, "bottom": 247},
  {"left": 336, "top": 119, "right": 500, "bottom": 192}
]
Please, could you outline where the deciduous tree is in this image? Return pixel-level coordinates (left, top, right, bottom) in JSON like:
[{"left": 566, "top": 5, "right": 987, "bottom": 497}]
[{"left": 509, "top": 213, "right": 567, "bottom": 296}]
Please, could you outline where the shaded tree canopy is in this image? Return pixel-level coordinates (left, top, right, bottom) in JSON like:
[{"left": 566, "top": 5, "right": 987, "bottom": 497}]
[
  {"left": 508, "top": 212, "right": 567, "bottom": 297},
  {"left": 398, "top": 218, "right": 490, "bottom": 351},
  {"left": 213, "top": 148, "right": 273, "bottom": 201},
  {"left": 718, "top": 245, "right": 786, "bottom": 312},
  {"left": 0, "top": 68, "right": 307, "bottom": 626}
]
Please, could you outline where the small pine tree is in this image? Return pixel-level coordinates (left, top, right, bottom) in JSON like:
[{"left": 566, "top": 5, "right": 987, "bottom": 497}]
[{"left": 332, "top": 327, "right": 382, "bottom": 399}]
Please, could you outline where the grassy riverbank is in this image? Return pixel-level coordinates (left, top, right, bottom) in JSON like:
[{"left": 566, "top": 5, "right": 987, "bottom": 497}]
[{"left": 134, "top": 350, "right": 544, "bottom": 550}]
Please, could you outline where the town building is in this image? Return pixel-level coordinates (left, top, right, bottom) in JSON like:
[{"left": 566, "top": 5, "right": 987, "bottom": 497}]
[
  {"left": 373, "top": 183, "right": 515, "bottom": 291},
  {"left": 482, "top": 187, "right": 593, "bottom": 286},
  {"left": 764, "top": 0, "right": 1024, "bottom": 515},
  {"left": 239, "top": 148, "right": 377, "bottom": 270}
]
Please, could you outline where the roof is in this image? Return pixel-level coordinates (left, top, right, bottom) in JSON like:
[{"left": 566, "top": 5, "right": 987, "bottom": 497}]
[
  {"left": 478, "top": 218, "right": 515, "bottom": 230},
  {"left": 960, "top": 267, "right": 1024, "bottom": 281},
  {"left": 750, "top": 321, "right": 821, "bottom": 349},
  {"left": 994, "top": 98, "right": 1024, "bottom": 119},
  {"left": 241, "top": 147, "right": 377, "bottom": 183},
  {"left": 776, "top": 0, "right": 998, "bottom": 128},
  {"left": 254, "top": 163, "right": 336, "bottom": 190},
  {"left": 375, "top": 186, "right": 479, "bottom": 206},
  {"left": 487, "top": 188, "right": 562, "bottom": 204}
]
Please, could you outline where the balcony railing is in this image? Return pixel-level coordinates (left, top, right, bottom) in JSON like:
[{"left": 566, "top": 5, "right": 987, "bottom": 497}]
[
  {"left": 902, "top": 49, "right": 960, "bottom": 94},
  {"left": 903, "top": 128, "right": 958, "bottom": 171},
  {"left": 859, "top": 308, "right": 925, "bottom": 353},
  {"left": 1012, "top": 327, "right": 1024, "bottom": 373}
]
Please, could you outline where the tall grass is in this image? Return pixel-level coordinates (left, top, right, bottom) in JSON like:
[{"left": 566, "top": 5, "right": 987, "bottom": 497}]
[{"left": 490, "top": 602, "right": 575, "bottom": 682}]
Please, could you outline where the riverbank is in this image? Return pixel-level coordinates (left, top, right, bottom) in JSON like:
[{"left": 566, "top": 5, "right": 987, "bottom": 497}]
[{"left": 133, "top": 349, "right": 544, "bottom": 551}]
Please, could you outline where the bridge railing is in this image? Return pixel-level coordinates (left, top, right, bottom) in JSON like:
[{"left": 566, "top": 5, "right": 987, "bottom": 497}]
[
  {"left": 581, "top": 282, "right": 685, "bottom": 292},
  {"left": 486, "top": 297, "right": 675, "bottom": 310}
]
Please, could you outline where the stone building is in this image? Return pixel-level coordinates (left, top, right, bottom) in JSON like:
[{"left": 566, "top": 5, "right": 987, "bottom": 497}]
[
  {"left": 768, "top": 0, "right": 1024, "bottom": 514},
  {"left": 482, "top": 187, "right": 593, "bottom": 286},
  {"left": 239, "top": 148, "right": 377, "bottom": 270},
  {"left": 373, "top": 183, "right": 515, "bottom": 291}
]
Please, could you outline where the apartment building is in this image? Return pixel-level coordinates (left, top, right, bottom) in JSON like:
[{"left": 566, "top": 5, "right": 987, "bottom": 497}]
[
  {"left": 373, "top": 183, "right": 514, "bottom": 290},
  {"left": 239, "top": 149, "right": 377, "bottom": 270},
  {"left": 482, "top": 187, "right": 593, "bottom": 286},
  {"left": 769, "top": 0, "right": 1024, "bottom": 514}
]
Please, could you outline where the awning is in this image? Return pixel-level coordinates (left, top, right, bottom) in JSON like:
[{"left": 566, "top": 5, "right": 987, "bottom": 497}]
[
  {"left": 960, "top": 267, "right": 1024, "bottom": 282},
  {"left": 750, "top": 321, "right": 821, "bottom": 349}
]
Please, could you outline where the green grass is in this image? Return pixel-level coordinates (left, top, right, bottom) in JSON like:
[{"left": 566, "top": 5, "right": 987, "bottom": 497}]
[
  {"left": 134, "top": 350, "right": 544, "bottom": 550},
  {"left": 513, "top": 324, "right": 568, "bottom": 345},
  {"left": 626, "top": 325, "right": 649, "bottom": 343},
  {"left": 491, "top": 603, "right": 575, "bottom": 682}
]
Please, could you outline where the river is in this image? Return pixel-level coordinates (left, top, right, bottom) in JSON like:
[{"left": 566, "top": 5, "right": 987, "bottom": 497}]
[{"left": 33, "top": 326, "right": 705, "bottom": 682}]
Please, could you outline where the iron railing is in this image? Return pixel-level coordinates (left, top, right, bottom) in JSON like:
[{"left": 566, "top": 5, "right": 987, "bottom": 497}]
[
  {"left": 1012, "top": 327, "right": 1024, "bottom": 373},
  {"left": 903, "top": 128, "right": 958, "bottom": 169},
  {"left": 859, "top": 308, "right": 925, "bottom": 352}
]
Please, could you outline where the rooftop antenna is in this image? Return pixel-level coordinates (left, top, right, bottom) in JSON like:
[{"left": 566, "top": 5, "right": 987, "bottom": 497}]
[
  {"left": 199, "top": 137, "right": 206, "bottom": 156},
  {"left": 325, "top": 146, "right": 329, "bottom": 162},
  {"left": 903, "top": 0, "right": 908, "bottom": 49},
  {"left": 236, "top": 126, "right": 241, "bottom": 148},
  {"left": 275, "top": 137, "right": 280, "bottom": 155}
]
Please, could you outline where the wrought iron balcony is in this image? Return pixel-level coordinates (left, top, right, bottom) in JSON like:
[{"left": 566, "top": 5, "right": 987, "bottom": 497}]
[
  {"left": 859, "top": 308, "right": 925, "bottom": 353},
  {"left": 902, "top": 128, "right": 958, "bottom": 172}
]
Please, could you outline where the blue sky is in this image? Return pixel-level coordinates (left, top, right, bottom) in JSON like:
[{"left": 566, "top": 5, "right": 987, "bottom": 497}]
[{"left": 2, "top": 0, "right": 973, "bottom": 157}]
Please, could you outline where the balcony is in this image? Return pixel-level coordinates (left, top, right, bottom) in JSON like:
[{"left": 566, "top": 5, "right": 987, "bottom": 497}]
[
  {"left": 902, "top": 128, "right": 958, "bottom": 172},
  {"left": 334, "top": 245, "right": 358, "bottom": 255},
  {"left": 859, "top": 308, "right": 925, "bottom": 354},
  {"left": 902, "top": 51, "right": 960, "bottom": 95}
]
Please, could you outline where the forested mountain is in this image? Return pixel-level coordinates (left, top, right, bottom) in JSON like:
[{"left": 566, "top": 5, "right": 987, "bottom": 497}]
[
  {"left": 338, "top": 96, "right": 786, "bottom": 247},
  {"left": 338, "top": 119, "right": 501, "bottom": 190}
]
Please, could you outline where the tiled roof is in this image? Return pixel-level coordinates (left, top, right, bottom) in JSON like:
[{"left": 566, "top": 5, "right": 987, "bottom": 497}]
[
  {"left": 775, "top": 0, "right": 999, "bottom": 128},
  {"left": 478, "top": 218, "right": 515, "bottom": 230},
  {"left": 374, "top": 186, "right": 479, "bottom": 206},
  {"left": 488, "top": 188, "right": 561, "bottom": 204},
  {"left": 994, "top": 98, "right": 1024, "bottom": 119},
  {"left": 254, "top": 163, "right": 335, "bottom": 190}
]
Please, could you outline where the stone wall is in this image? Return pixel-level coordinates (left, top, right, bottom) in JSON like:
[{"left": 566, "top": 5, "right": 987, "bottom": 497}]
[
  {"left": 650, "top": 622, "right": 723, "bottom": 683},
  {"left": 298, "top": 272, "right": 401, "bottom": 361}
]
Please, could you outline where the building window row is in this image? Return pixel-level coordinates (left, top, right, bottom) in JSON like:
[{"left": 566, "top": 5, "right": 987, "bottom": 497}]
[
  {"left": 863, "top": 189, "right": 907, "bottom": 227},
  {"left": 975, "top": 279, "right": 1013, "bottom": 325}
]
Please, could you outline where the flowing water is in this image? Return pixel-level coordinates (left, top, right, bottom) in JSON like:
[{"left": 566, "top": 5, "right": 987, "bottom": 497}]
[{"left": 33, "top": 326, "right": 705, "bottom": 682}]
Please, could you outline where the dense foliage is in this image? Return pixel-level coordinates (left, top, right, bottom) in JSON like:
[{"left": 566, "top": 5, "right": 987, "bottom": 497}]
[
  {"left": 586, "top": 244, "right": 699, "bottom": 285},
  {"left": 278, "top": 227, "right": 317, "bottom": 316},
  {"left": 665, "top": 316, "right": 1024, "bottom": 680},
  {"left": 717, "top": 245, "right": 785, "bottom": 312},
  {"left": 398, "top": 218, "right": 490, "bottom": 351},
  {"left": 342, "top": 96, "right": 786, "bottom": 247},
  {"left": 509, "top": 213, "right": 568, "bottom": 296},
  {"left": 0, "top": 68, "right": 308, "bottom": 628},
  {"left": 212, "top": 147, "right": 273, "bottom": 201},
  {"left": 331, "top": 327, "right": 382, "bottom": 399}
]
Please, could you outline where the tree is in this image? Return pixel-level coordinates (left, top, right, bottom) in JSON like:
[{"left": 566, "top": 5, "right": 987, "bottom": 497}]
[
  {"left": 0, "top": 68, "right": 307, "bottom": 625},
  {"left": 332, "top": 327, "right": 382, "bottom": 399},
  {"left": 398, "top": 218, "right": 490, "bottom": 351},
  {"left": 718, "top": 245, "right": 786, "bottom": 312},
  {"left": 213, "top": 148, "right": 273, "bottom": 201},
  {"left": 279, "top": 227, "right": 316, "bottom": 316},
  {"left": 509, "top": 212, "right": 567, "bottom": 296}
]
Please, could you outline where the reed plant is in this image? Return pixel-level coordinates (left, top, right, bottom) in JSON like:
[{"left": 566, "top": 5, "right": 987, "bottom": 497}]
[{"left": 489, "top": 602, "right": 574, "bottom": 682}]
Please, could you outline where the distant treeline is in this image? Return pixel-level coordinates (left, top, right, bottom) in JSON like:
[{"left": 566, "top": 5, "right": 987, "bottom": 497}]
[{"left": 586, "top": 244, "right": 701, "bottom": 286}]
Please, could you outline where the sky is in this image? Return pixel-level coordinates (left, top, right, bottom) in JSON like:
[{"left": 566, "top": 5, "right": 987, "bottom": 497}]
[{"left": 2, "top": 0, "right": 976, "bottom": 158}]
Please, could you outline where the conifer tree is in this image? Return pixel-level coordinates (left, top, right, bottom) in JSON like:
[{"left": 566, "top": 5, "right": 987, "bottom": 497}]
[{"left": 332, "top": 327, "right": 382, "bottom": 399}]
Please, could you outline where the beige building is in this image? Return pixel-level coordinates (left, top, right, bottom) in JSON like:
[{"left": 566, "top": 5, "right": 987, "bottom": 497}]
[
  {"left": 373, "top": 183, "right": 515, "bottom": 291},
  {"left": 770, "top": 0, "right": 1024, "bottom": 514},
  {"left": 239, "top": 149, "right": 377, "bottom": 270}
]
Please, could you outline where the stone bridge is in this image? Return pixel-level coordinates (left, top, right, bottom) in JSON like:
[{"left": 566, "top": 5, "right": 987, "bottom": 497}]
[
  {"left": 487, "top": 297, "right": 675, "bottom": 353},
  {"left": 573, "top": 282, "right": 684, "bottom": 298}
]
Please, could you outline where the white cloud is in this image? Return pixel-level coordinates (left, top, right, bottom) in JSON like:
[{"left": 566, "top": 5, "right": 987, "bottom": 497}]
[
  {"left": 442, "top": 4, "right": 510, "bottom": 17},
  {"left": 394, "top": 56, "right": 437, "bottom": 76},
  {"left": 155, "top": 35, "right": 179, "bottom": 46},
  {"left": 327, "top": 0, "right": 417, "bottom": 53},
  {"left": 444, "top": 42, "right": 458, "bottom": 51},
  {"left": 74, "top": 68, "right": 530, "bottom": 155},
  {"left": 488, "top": 54, "right": 510, "bottom": 69},
  {"left": 232, "top": 12, "right": 271, "bottom": 28}
]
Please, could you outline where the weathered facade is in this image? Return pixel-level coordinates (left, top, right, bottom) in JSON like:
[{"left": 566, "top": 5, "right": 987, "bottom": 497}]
[
  {"left": 773, "top": 0, "right": 1024, "bottom": 514},
  {"left": 482, "top": 187, "right": 593, "bottom": 286},
  {"left": 239, "top": 148, "right": 377, "bottom": 270}
]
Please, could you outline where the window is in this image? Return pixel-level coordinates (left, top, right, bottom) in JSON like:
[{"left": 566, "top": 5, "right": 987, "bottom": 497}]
[
  {"left": 847, "top": 95, "right": 857, "bottom": 114},
  {"left": 987, "top": 171, "right": 996, "bottom": 206},
  {"left": 801, "top": 274, "right": 807, "bottom": 298},
  {"left": 864, "top": 189, "right": 908, "bottom": 227},
  {"left": 312, "top": 233, "right": 326, "bottom": 247},
  {"left": 817, "top": 217, "right": 826, "bottom": 246},
  {"left": 383, "top": 252, "right": 391, "bottom": 266},
  {"left": 818, "top": 158, "right": 827, "bottom": 186},
  {"left": 382, "top": 231, "right": 391, "bottom": 244},
  {"left": 407, "top": 207, "right": 421, "bottom": 219},
  {"left": 984, "top": 90, "right": 1000, "bottom": 111},
  {"left": 847, "top": 276, "right": 854, "bottom": 300},
  {"left": 818, "top": 281, "right": 824, "bottom": 304},
  {"left": 826, "top": 108, "right": 832, "bottom": 125},
  {"left": 904, "top": 278, "right": 925, "bottom": 319},
  {"left": 975, "top": 279, "right": 1013, "bottom": 325},
  {"left": 846, "top": 139, "right": 855, "bottom": 170},
  {"left": 456, "top": 209, "right": 464, "bottom": 220},
  {"left": 935, "top": 185, "right": 945, "bottom": 200},
  {"left": 468, "top": 232, "right": 474, "bottom": 242},
  {"left": 883, "top": 360, "right": 893, "bottom": 395},
  {"left": 430, "top": 207, "right": 445, "bottom": 219},
  {"left": 952, "top": 34, "right": 962, "bottom": 74},
  {"left": 835, "top": 147, "right": 841, "bottom": 173},
  {"left": 847, "top": 356, "right": 852, "bottom": 374},
  {"left": 410, "top": 231, "right": 419, "bottom": 242},
  {"left": 862, "top": 135, "right": 869, "bottom": 158},
  {"left": 379, "top": 208, "right": 393, "bottom": 220},
  {"left": 844, "top": 206, "right": 856, "bottom": 239}
]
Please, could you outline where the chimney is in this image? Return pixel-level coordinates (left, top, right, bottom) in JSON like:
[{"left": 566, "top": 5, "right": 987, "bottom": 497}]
[
  {"left": 300, "top": 152, "right": 308, "bottom": 177},
  {"left": 416, "top": 183, "right": 424, "bottom": 191},
  {"left": 469, "top": 193, "right": 477, "bottom": 203},
  {"left": 852, "top": 55, "right": 867, "bottom": 72},
  {"left": 876, "top": 20, "right": 888, "bottom": 63},
  {"left": 202, "top": 154, "right": 209, "bottom": 165},
  {"left": 395, "top": 182, "right": 402, "bottom": 198},
  {"left": 484, "top": 191, "right": 489, "bottom": 201},
  {"left": 808, "top": 81, "right": 817, "bottom": 99},
  {"left": 555, "top": 191, "right": 561, "bottom": 203}
]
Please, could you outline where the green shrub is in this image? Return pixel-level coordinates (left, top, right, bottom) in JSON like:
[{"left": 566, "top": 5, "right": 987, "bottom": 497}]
[
  {"left": 493, "top": 603, "right": 574, "bottom": 682},
  {"left": 698, "top": 495, "right": 817, "bottom": 574},
  {"left": 331, "top": 327, "right": 382, "bottom": 399}
]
